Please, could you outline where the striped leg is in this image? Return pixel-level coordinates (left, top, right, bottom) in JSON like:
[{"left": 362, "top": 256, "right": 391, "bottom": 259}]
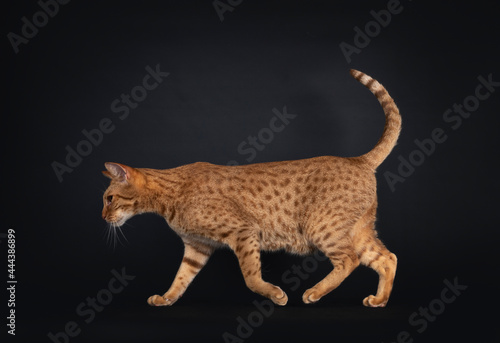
[
  {"left": 148, "top": 240, "right": 213, "bottom": 306},
  {"left": 303, "top": 231, "right": 359, "bottom": 304},
  {"left": 355, "top": 232, "right": 397, "bottom": 307},
  {"left": 231, "top": 232, "right": 288, "bottom": 306},
  {"left": 350, "top": 201, "right": 397, "bottom": 307}
]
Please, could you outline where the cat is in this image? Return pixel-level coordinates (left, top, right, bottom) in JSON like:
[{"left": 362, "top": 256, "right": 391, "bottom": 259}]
[{"left": 101, "top": 69, "right": 401, "bottom": 308}]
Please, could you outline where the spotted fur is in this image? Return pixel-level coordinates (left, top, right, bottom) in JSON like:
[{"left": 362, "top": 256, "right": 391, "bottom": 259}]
[{"left": 101, "top": 69, "right": 401, "bottom": 307}]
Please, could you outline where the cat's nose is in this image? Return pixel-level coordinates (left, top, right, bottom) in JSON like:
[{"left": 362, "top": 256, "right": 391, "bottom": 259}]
[{"left": 102, "top": 209, "right": 107, "bottom": 220}]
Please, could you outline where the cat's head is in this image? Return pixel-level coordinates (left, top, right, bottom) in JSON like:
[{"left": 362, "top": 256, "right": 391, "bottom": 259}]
[{"left": 101, "top": 162, "right": 146, "bottom": 226}]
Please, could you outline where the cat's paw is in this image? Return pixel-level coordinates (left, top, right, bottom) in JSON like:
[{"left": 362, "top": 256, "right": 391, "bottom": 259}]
[
  {"left": 147, "top": 294, "right": 176, "bottom": 307},
  {"left": 270, "top": 288, "right": 288, "bottom": 306},
  {"left": 362, "top": 295, "right": 387, "bottom": 308},
  {"left": 302, "top": 288, "right": 322, "bottom": 304}
]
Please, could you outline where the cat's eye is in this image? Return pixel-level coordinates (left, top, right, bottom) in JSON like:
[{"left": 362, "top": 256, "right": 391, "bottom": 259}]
[{"left": 106, "top": 195, "right": 113, "bottom": 205}]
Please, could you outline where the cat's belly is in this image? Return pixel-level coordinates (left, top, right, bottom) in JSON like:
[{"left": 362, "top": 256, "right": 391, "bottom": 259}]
[{"left": 259, "top": 229, "right": 315, "bottom": 255}]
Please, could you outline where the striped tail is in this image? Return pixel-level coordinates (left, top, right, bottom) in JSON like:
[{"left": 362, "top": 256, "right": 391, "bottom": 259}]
[{"left": 350, "top": 69, "right": 402, "bottom": 169}]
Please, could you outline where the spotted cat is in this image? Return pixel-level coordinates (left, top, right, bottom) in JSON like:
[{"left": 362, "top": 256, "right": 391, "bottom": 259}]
[{"left": 102, "top": 69, "right": 401, "bottom": 307}]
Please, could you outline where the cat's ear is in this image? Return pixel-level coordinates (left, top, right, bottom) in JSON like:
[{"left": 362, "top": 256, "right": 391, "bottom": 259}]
[
  {"left": 102, "top": 170, "right": 113, "bottom": 179},
  {"left": 104, "top": 162, "right": 132, "bottom": 182}
]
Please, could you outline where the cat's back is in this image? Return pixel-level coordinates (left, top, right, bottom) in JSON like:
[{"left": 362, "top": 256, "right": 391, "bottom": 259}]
[{"left": 180, "top": 155, "right": 376, "bottom": 203}]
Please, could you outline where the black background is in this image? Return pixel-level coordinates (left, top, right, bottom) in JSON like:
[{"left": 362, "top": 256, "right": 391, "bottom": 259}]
[{"left": 3, "top": 1, "right": 500, "bottom": 342}]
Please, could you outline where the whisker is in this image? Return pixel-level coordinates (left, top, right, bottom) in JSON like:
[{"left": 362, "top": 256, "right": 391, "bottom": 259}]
[
  {"left": 107, "top": 225, "right": 115, "bottom": 248},
  {"left": 116, "top": 224, "right": 128, "bottom": 247},
  {"left": 102, "top": 225, "right": 111, "bottom": 246},
  {"left": 103, "top": 223, "right": 118, "bottom": 250},
  {"left": 112, "top": 224, "right": 119, "bottom": 250},
  {"left": 116, "top": 225, "right": 130, "bottom": 245},
  {"left": 105, "top": 222, "right": 129, "bottom": 250}
]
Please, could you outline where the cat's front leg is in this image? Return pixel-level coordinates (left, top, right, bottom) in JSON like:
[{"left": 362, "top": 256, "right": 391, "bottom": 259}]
[
  {"left": 148, "top": 240, "right": 213, "bottom": 306},
  {"left": 230, "top": 232, "right": 288, "bottom": 306}
]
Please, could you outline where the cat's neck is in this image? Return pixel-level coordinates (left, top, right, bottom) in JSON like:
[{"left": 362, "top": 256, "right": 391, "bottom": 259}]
[{"left": 140, "top": 168, "right": 185, "bottom": 217}]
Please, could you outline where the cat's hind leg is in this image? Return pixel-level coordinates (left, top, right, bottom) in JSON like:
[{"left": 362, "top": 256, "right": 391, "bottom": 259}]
[
  {"left": 302, "top": 225, "right": 360, "bottom": 304},
  {"left": 148, "top": 240, "right": 213, "bottom": 306},
  {"left": 354, "top": 230, "right": 397, "bottom": 308},
  {"left": 230, "top": 230, "right": 288, "bottom": 306},
  {"left": 350, "top": 201, "right": 397, "bottom": 307}
]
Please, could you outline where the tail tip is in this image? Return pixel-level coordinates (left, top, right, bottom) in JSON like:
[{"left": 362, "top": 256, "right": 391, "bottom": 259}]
[{"left": 349, "top": 69, "right": 362, "bottom": 79}]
